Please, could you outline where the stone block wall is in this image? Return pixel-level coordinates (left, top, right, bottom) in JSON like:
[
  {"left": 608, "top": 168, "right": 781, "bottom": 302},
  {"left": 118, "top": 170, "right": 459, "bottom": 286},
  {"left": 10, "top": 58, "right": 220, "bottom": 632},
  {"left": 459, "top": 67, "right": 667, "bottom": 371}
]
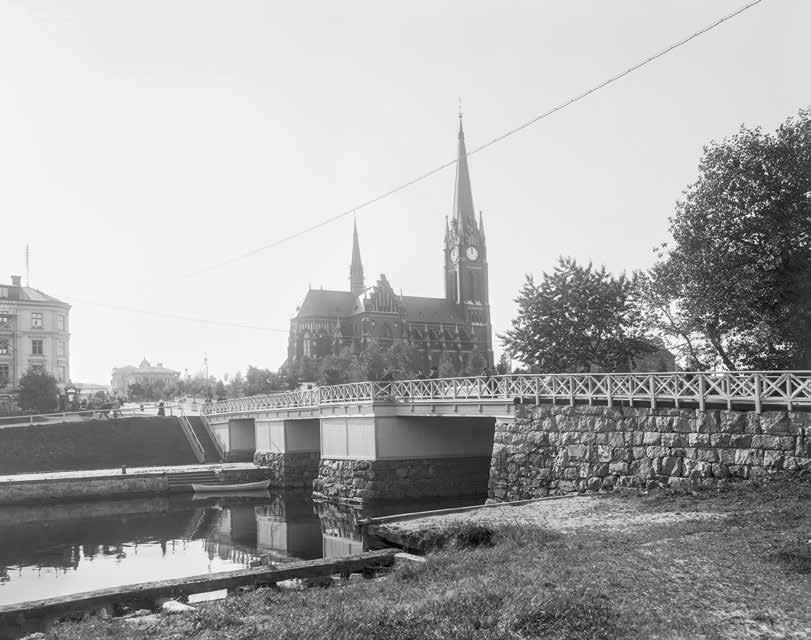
[
  {"left": 314, "top": 456, "right": 491, "bottom": 504},
  {"left": 254, "top": 451, "right": 321, "bottom": 488},
  {"left": 488, "top": 405, "right": 810, "bottom": 501}
]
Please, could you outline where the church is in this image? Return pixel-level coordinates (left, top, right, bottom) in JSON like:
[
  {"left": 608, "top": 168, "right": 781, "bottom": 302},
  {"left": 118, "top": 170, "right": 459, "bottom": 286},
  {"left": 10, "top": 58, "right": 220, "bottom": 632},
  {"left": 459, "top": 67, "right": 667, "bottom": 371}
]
[{"left": 287, "top": 116, "right": 494, "bottom": 377}]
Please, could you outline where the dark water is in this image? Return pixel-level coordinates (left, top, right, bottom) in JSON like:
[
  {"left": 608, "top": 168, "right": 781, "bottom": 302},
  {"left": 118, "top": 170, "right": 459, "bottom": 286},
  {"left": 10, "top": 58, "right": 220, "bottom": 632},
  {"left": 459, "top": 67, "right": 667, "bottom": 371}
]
[{"left": 0, "top": 491, "right": 482, "bottom": 608}]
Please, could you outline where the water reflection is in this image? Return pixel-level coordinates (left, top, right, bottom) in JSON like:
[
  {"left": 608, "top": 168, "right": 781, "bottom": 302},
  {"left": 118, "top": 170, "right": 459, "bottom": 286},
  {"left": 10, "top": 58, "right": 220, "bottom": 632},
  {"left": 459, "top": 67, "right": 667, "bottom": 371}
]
[{"left": 0, "top": 491, "right": 485, "bottom": 607}]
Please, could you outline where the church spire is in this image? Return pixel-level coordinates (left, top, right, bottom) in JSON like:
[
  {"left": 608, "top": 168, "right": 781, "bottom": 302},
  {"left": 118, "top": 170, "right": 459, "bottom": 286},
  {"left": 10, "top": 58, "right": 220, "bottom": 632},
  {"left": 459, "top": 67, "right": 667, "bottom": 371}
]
[
  {"left": 350, "top": 216, "right": 365, "bottom": 297},
  {"left": 452, "top": 110, "right": 477, "bottom": 233}
]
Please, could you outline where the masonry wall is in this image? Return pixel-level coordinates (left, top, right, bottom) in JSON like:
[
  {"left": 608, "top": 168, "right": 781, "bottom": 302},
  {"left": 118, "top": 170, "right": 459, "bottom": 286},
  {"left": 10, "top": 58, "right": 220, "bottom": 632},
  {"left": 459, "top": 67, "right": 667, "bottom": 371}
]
[
  {"left": 488, "top": 405, "right": 810, "bottom": 501},
  {"left": 314, "top": 456, "right": 491, "bottom": 504}
]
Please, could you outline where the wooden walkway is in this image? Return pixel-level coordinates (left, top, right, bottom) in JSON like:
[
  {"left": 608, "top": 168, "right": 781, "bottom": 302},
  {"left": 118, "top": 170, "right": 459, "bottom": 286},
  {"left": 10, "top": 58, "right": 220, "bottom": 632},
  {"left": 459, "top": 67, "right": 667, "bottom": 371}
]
[{"left": 0, "top": 549, "right": 399, "bottom": 623}]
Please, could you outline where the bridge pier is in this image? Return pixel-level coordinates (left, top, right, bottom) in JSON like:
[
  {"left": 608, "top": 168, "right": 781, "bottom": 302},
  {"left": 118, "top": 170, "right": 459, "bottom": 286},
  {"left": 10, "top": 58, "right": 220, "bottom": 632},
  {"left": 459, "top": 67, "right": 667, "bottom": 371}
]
[
  {"left": 314, "top": 407, "right": 495, "bottom": 504},
  {"left": 254, "top": 418, "right": 321, "bottom": 488}
]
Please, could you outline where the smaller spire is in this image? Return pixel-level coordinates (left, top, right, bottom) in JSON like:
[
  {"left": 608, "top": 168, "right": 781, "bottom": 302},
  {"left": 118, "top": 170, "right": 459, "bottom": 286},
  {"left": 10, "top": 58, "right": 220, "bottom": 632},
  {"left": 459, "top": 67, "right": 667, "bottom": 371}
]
[
  {"left": 350, "top": 216, "right": 365, "bottom": 297},
  {"left": 479, "top": 210, "right": 485, "bottom": 238}
]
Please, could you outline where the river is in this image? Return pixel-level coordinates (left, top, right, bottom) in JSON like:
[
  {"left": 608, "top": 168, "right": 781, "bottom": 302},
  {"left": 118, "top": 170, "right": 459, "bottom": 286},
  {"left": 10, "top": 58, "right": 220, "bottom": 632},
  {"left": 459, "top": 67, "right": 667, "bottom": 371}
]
[{"left": 0, "top": 491, "right": 483, "bottom": 608}]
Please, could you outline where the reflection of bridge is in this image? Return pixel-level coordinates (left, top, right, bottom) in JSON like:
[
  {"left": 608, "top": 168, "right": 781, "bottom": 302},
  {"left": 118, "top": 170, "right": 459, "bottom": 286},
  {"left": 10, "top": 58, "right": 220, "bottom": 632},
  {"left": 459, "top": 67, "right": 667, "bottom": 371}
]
[{"left": 201, "top": 372, "right": 811, "bottom": 502}]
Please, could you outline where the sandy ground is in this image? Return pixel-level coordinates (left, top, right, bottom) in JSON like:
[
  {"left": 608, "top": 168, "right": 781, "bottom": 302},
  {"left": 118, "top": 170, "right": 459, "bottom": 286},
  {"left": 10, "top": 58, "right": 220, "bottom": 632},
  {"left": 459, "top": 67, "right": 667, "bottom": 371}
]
[{"left": 377, "top": 494, "right": 726, "bottom": 538}]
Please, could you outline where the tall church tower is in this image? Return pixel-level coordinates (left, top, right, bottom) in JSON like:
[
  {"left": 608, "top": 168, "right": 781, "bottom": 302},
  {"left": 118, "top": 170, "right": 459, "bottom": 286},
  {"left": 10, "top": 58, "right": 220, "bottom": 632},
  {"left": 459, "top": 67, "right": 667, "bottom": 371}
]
[{"left": 444, "top": 114, "right": 493, "bottom": 365}]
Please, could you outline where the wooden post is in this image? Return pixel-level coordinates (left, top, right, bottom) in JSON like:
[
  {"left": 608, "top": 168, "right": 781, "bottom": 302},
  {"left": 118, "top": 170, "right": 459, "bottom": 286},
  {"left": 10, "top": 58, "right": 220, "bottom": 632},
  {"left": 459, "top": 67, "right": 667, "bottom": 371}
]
[
  {"left": 649, "top": 374, "right": 656, "bottom": 410},
  {"left": 753, "top": 373, "right": 761, "bottom": 414},
  {"left": 534, "top": 377, "right": 540, "bottom": 406},
  {"left": 568, "top": 376, "right": 575, "bottom": 407},
  {"left": 606, "top": 375, "right": 613, "bottom": 408},
  {"left": 587, "top": 377, "right": 593, "bottom": 406},
  {"left": 726, "top": 376, "right": 732, "bottom": 411},
  {"left": 698, "top": 374, "right": 705, "bottom": 412},
  {"left": 786, "top": 375, "right": 793, "bottom": 411}
]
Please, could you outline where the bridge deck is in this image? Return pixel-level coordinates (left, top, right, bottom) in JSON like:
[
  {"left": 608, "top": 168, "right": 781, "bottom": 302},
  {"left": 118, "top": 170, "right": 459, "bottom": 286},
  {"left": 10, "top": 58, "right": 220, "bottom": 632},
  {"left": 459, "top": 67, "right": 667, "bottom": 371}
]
[{"left": 203, "top": 371, "right": 811, "bottom": 418}]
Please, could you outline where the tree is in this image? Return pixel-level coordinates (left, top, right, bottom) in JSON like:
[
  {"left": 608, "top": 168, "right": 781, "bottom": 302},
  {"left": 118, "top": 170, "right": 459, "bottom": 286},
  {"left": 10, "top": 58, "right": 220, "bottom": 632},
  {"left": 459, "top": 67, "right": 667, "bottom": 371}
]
[
  {"left": 17, "top": 369, "right": 58, "bottom": 413},
  {"left": 318, "top": 348, "right": 364, "bottom": 386},
  {"left": 495, "top": 352, "right": 511, "bottom": 375},
  {"left": 501, "top": 258, "right": 654, "bottom": 373},
  {"left": 650, "top": 109, "right": 810, "bottom": 369},
  {"left": 214, "top": 380, "right": 226, "bottom": 401},
  {"left": 437, "top": 352, "right": 458, "bottom": 378}
]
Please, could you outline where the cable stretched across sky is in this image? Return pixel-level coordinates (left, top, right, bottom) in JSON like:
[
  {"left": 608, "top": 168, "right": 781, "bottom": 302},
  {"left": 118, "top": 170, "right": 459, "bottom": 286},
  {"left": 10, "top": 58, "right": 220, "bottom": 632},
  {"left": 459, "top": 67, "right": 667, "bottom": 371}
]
[{"left": 186, "top": 0, "right": 765, "bottom": 278}]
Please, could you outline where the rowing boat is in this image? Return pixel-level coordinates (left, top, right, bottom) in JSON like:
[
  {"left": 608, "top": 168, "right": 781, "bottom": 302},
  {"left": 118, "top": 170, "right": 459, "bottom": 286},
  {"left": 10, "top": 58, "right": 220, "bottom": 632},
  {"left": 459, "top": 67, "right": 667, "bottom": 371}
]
[{"left": 192, "top": 479, "right": 270, "bottom": 493}]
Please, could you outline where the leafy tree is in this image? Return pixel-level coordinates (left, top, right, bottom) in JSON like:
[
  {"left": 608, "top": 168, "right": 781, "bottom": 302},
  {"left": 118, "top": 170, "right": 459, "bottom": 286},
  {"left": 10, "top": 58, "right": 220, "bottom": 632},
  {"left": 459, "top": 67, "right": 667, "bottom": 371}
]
[
  {"left": 214, "top": 380, "right": 227, "bottom": 401},
  {"left": 229, "top": 371, "right": 245, "bottom": 398},
  {"left": 359, "top": 340, "right": 387, "bottom": 381},
  {"left": 17, "top": 369, "right": 58, "bottom": 413},
  {"left": 650, "top": 109, "right": 810, "bottom": 369},
  {"left": 318, "top": 348, "right": 364, "bottom": 385},
  {"left": 495, "top": 352, "right": 511, "bottom": 375},
  {"left": 384, "top": 342, "right": 423, "bottom": 378},
  {"left": 501, "top": 258, "right": 653, "bottom": 372}
]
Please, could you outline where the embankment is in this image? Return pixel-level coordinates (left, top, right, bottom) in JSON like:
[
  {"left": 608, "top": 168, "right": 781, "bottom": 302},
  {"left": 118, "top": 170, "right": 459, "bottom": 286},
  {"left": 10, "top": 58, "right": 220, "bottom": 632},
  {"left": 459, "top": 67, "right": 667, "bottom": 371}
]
[{"left": 0, "top": 417, "right": 197, "bottom": 475}]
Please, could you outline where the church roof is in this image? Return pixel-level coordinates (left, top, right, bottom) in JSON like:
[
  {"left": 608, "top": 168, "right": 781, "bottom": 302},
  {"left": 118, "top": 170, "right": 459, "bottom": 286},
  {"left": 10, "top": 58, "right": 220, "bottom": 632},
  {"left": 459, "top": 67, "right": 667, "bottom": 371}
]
[
  {"left": 401, "top": 296, "right": 465, "bottom": 324},
  {"left": 296, "top": 289, "right": 357, "bottom": 318}
]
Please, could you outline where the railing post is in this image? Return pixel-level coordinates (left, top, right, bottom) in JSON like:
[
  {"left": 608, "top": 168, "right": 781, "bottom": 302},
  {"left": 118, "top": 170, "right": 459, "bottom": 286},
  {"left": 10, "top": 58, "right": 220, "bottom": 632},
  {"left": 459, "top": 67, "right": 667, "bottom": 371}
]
[
  {"left": 587, "top": 377, "right": 593, "bottom": 405},
  {"left": 568, "top": 375, "right": 575, "bottom": 407},
  {"left": 606, "top": 375, "right": 613, "bottom": 408},
  {"left": 786, "top": 375, "right": 793, "bottom": 411},
  {"left": 698, "top": 374, "right": 705, "bottom": 412},
  {"left": 649, "top": 374, "right": 656, "bottom": 410},
  {"left": 726, "top": 376, "right": 732, "bottom": 411},
  {"left": 534, "top": 376, "right": 540, "bottom": 406},
  {"left": 753, "top": 373, "right": 762, "bottom": 414}
]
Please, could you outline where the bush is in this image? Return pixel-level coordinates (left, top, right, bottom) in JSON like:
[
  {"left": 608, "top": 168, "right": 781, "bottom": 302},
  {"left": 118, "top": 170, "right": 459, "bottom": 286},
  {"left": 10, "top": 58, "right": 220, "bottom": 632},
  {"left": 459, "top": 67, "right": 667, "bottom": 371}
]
[{"left": 17, "top": 369, "right": 58, "bottom": 413}]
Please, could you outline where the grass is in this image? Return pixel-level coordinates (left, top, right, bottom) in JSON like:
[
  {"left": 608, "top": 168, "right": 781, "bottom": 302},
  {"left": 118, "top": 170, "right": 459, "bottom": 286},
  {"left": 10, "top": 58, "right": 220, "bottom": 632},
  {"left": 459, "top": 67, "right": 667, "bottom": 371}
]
[{"left": 41, "top": 479, "right": 811, "bottom": 640}]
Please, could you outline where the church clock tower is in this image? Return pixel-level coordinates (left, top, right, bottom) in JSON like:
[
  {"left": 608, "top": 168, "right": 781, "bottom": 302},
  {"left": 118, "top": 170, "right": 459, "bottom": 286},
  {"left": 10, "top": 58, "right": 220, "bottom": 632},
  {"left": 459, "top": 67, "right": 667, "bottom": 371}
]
[{"left": 444, "top": 114, "right": 493, "bottom": 366}]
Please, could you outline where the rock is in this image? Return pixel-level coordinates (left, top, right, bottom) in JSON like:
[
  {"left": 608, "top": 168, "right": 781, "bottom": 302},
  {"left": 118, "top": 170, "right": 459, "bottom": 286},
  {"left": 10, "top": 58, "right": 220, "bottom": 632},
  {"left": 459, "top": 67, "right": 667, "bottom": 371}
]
[
  {"left": 123, "top": 614, "right": 162, "bottom": 627},
  {"left": 160, "top": 600, "right": 196, "bottom": 614}
]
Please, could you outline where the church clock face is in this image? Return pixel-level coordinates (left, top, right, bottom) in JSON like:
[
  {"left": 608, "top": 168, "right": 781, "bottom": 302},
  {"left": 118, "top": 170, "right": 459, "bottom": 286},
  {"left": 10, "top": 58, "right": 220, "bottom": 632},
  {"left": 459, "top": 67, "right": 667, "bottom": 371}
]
[
  {"left": 450, "top": 247, "right": 460, "bottom": 263},
  {"left": 466, "top": 246, "right": 479, "bottom": 261}
]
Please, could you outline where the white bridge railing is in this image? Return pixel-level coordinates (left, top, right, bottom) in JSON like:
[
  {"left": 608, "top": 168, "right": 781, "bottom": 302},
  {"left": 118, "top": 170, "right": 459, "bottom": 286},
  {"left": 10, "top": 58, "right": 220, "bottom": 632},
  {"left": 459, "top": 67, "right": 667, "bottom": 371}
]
[{"left": 202, "top": 371, "right": 811, "bottom": 416}]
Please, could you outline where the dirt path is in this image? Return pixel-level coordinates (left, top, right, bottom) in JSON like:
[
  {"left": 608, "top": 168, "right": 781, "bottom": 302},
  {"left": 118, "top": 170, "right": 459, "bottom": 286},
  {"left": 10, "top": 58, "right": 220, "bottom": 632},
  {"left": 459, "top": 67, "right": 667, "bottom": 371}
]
[{"left": 376, "top": 494, "right": 726, "bottom": 539}]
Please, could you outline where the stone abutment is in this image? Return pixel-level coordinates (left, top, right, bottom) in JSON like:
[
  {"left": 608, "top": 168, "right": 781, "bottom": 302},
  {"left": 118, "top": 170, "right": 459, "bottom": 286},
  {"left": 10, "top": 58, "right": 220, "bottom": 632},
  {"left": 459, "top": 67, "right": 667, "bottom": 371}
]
[{"left": 488, "top": 405, "right": 810, "bottom": 501}]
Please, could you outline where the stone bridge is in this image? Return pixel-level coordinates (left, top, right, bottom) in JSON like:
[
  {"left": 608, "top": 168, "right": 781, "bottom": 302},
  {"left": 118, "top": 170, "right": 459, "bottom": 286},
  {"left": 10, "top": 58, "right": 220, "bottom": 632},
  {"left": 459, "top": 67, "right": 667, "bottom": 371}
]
[{"left": 201, "top": 372, "right": 811, "bottom": 502}]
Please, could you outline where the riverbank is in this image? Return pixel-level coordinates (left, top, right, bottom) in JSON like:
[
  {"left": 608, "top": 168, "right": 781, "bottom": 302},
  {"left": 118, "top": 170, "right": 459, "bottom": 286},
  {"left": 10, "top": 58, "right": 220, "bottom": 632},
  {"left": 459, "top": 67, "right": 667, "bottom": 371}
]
[{"left": 37, "top": 477, "right": 809, "bottom": 640}]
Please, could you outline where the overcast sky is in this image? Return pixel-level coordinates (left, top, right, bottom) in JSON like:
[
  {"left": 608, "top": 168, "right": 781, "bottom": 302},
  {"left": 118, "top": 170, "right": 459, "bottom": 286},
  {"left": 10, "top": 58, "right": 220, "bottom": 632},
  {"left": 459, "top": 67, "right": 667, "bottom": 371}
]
[{"left": 1, "top": 0, "right": 808, "bottom": 384}]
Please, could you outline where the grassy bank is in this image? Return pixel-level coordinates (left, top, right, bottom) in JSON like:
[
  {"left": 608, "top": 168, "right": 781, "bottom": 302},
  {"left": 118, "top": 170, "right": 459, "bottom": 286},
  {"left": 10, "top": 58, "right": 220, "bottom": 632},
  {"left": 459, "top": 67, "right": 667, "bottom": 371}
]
[{"left": 46, "top": 479, "right": 810, "bottom": 639}]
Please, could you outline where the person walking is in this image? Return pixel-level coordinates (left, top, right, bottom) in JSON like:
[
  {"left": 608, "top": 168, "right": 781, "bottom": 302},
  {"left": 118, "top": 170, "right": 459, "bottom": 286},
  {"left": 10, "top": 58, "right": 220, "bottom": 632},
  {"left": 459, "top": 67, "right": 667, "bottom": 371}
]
[{"left": 157, "top": 400, "right": 165, "bottom": 416}]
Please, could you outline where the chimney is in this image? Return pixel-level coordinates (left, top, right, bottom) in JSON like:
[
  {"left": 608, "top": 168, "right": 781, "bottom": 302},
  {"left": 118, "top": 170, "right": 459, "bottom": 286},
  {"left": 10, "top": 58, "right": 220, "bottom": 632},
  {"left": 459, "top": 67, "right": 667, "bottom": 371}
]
[{"left": 10, "top": 275, "right": 21, "bottom": 287}]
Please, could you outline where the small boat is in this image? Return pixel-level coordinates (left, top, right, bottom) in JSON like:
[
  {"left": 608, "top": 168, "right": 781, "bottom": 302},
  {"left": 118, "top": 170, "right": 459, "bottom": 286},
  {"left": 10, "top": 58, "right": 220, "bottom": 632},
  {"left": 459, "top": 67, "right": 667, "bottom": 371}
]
[{"left": 192, "top": 479, "right": 271, "bottom": 493}]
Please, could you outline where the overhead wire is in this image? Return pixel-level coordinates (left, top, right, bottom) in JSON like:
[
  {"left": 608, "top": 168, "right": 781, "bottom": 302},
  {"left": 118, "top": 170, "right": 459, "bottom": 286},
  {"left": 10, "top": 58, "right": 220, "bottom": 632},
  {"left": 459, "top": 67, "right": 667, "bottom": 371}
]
[{"left": 185, "top": 0, "right": 765, "bottom": 278}]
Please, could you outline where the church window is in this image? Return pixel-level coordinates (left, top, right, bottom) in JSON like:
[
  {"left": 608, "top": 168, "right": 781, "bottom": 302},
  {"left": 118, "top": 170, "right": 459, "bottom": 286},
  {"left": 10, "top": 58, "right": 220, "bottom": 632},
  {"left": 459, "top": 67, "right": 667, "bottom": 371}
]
[{"left": 303, "top": 334, "right": 312, "bottom": 358}]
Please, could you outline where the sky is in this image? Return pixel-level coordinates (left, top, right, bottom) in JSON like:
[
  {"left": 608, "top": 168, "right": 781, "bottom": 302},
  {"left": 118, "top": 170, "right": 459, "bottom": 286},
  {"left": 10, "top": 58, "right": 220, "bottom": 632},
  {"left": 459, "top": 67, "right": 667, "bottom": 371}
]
[{"left": 1, "top": 0, "right": 808, "bottom": 385}]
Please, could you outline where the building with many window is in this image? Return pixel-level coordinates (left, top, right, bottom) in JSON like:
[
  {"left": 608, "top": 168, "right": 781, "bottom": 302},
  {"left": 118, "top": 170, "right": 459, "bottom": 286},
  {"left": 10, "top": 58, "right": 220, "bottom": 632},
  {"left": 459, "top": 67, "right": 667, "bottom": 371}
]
[
  {"left": 0, "top": 275, "right": 71, "bottom": 393},
  {"left": 111, "top": 359, "right": 180, "bottom": 399}
]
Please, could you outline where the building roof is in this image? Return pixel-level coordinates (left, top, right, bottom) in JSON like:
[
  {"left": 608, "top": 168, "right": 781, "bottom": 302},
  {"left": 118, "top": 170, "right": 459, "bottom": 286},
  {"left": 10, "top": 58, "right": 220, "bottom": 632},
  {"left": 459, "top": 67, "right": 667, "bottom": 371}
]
[
  {"left": 295, "top": 289, "right": 358, "bottom": 319},
  {"left": 0, "top": 284, "right": 69, "bottom": 307}
]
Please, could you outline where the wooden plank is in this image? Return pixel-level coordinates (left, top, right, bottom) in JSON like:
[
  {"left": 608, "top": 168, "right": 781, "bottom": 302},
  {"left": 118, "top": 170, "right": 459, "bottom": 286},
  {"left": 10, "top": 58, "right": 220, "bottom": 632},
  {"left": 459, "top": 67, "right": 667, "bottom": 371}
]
[{"left": 0, "top": 549, "right": 398, "bottom": 622}]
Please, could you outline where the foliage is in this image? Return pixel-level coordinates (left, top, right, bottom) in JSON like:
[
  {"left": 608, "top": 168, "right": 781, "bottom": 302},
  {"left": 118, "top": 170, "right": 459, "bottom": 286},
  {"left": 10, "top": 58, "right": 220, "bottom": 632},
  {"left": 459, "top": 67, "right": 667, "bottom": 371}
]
[
  {"left": 17, "top": 369, "right": 58, "bottom": 413},
  {"left": 501, "top": 257, "right": 654, "bottom": 372},
  {"left": 495, "top": 352, "right": 511, "bottom": 374},
  {"left": 648, "top": 109, "right": 810, "bottom": 370}
]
